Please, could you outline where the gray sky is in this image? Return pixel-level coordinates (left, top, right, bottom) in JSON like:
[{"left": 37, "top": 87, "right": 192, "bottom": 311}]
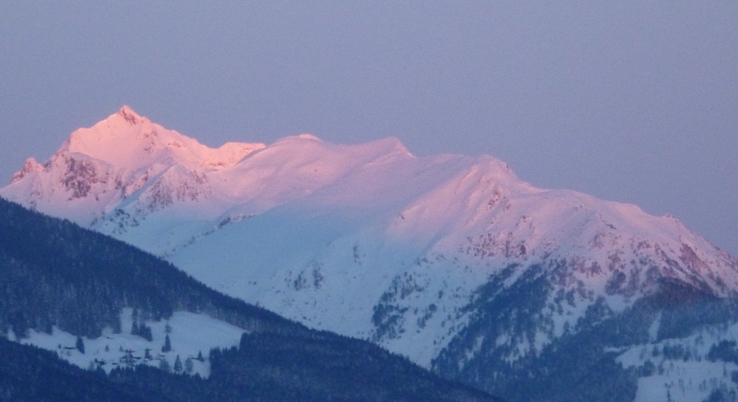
[{"left": 1, "top": 1, "right": 737, "bottom": 257}]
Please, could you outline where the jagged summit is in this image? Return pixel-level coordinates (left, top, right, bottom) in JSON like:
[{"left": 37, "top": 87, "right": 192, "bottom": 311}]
[
  {"left": 59, "top": 106, "right": 264, "bottom": 172},
  {"left": 117, "top": 105, "right": 146, "bottom": 125},
  {"left": 10, "top": 157, "right": 43, "bottom": 184}
]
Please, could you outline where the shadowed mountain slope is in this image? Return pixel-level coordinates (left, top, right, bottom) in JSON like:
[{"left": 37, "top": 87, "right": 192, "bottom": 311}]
[{"left": 0, "top": 197, "right": 503, "bottom": 402}]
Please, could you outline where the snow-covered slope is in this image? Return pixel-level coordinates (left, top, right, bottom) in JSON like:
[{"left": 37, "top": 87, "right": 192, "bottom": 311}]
[
  {"left": 3, "top": 107, "right": 738, "bottom": 401},
  {"left": 13, "top": 308, "right": 244, "bottom": 378}
]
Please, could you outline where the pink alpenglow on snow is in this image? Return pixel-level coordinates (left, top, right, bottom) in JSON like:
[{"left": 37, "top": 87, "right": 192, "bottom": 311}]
[{"left": 2, "top": 106, "right": 737, "bottom": 371}]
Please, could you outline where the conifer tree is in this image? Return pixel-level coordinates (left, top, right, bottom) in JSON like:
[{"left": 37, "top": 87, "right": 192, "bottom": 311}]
[
  {"left": 162, "top": 334, "right": 172, "bottom": 352},
  {"left": 159, "top": 357, "right": 171, "bottom": 372},
  {"left": 174, "top": 355, "right": 182, "bottom": 373},
  {"left": 75, "top": 336, "right": 85, "bottom": 354},
  {"left": 121, "top": 350, "right": 135, "bottom": 367},
  {"left": 139, "top": 324, "right": 153, "bottom": 341}
]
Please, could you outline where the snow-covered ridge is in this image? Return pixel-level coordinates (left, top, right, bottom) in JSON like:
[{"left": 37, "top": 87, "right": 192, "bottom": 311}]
[
  {"left": 62, "top": 105, "right": 264, "bottom": 172},
  {"left": 2, "top": 107, "right": 738, "bottom": 399}
]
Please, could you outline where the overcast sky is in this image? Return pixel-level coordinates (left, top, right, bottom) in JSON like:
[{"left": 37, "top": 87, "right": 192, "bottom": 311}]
[{"left": 1, "top": 1, "right": 736, "bottom": 257}]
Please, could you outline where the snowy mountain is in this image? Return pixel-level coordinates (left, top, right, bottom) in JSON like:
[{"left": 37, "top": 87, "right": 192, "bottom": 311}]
[
  {"left": 4, "top": 107, "right": 738, "bottom": 402},
  {"left": 0, "top": 197, "right": 502, "bottom": 402}
]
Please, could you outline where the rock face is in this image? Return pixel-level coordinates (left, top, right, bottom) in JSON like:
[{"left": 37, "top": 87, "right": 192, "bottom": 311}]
[{"left": 4, "top": 107, "right": 738, "bottom": 402}]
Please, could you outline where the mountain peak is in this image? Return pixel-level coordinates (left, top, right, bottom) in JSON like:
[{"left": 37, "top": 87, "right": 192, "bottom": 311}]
[
  {"left": 10, "top": 158, "right": 43, "bottom": 184},
  {"left": 64, "top": 106, "right": 153, "bottom": 155},
  {"left": 116, "top": 105, "right": 145, "bottom": 125}
]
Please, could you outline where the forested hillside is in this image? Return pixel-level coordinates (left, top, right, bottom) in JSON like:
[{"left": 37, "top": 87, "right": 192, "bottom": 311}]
[
  {"left": 0, "top": 196, "right": 299, "bottom": 339},
  {"left": 0, "top": 197, "right": 503, "bottom": 402}
]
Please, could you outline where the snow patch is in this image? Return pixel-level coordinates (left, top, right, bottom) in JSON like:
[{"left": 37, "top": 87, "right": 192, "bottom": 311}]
[
  {"left": 617, "top": 322, "right": 738, "bottom": 402},
  {"left": 17, "top": 309, "right": 244, "bottom": 378}
]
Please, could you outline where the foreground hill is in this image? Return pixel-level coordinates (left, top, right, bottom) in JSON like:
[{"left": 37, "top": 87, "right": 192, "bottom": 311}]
[
  {"left": 0, "top": 197, "right": 501, "bottom": 402},
  {"left": 3, "top": 107, "right": 738, "bottom": 401}
]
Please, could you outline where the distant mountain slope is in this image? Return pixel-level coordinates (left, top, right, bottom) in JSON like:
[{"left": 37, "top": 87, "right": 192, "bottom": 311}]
[
  {"left": 4, "top": 107, "right": 738, "bottom": 401},
  {"left": 0, "top": 198, "right": 502, "bottom": 402}
]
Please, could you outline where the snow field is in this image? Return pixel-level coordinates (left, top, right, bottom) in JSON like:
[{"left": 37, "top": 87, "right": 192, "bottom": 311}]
[
  {"left": 616, "top": 322, "right": 738, "bottom": 402},
  {"left": 15, "top": 309, "right": 244, "bottom": 378}
]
